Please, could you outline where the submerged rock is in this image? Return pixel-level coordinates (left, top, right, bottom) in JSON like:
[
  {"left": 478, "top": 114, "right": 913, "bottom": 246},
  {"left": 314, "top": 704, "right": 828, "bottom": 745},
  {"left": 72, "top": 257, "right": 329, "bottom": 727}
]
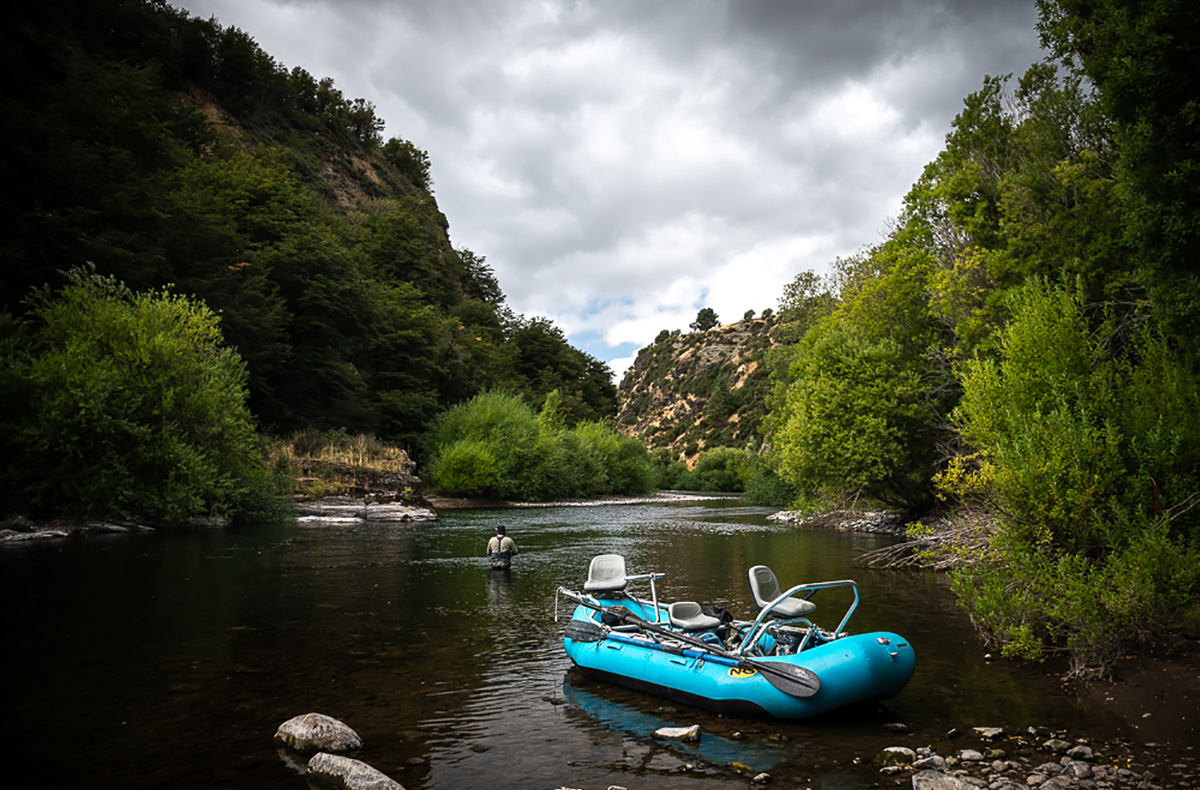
[
  {"left": 1042, "top": 737, "right": 1072, "bottom": 753},
  {"left": 889, "top": 724, "right": 1200, "bottom": 789},
  {"left": 881, "top": 746, "right": 917, "bottom": 765},
  {"left": 274, "top": 712, "right": 363, "bottom": 753},
  {"left": 307, "top": 753, "right": 404, "bottom": 790},
  {"left": 652, "top": 724, "right": 701, "bottom": 742}
]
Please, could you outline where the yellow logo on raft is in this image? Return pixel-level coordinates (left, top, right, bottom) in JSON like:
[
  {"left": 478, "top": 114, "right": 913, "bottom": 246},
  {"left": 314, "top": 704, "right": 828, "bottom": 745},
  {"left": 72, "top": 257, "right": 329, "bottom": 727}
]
[{"left": 727, "top": 667, "right": 758, "bottom": 679}]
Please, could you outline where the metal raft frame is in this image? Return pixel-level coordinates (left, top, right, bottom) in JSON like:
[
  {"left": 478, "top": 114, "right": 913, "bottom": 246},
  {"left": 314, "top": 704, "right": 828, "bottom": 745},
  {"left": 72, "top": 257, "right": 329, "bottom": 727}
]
[
  {"left": 733, "top": 579, "right": 860, "bottom": 656},
  {"left": 558, "top": 563, "right": 862, "bottom": 661}
]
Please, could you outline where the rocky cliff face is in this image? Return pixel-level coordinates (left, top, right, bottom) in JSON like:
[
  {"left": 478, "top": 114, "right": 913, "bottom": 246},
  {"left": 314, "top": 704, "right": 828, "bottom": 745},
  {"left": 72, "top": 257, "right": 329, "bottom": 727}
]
[{"left": 616, "top": 317, "right": 781, "bottom": 464}]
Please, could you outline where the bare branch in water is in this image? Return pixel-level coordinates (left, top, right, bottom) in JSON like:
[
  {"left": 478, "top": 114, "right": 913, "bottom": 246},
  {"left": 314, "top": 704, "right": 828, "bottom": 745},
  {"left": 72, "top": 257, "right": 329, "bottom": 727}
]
[{"left": 860, "top": 508, "right": 998, "bottom": 570}]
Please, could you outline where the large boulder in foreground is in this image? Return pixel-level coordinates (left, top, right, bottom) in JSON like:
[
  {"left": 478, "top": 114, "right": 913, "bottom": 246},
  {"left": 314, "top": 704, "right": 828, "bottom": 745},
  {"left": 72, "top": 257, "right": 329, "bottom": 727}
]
[
  {"left": 307, "top": 753, "right": 404, "bottom": 790},
  {"left": 274, "top": 713, "right": 362, "bottom": 753}
]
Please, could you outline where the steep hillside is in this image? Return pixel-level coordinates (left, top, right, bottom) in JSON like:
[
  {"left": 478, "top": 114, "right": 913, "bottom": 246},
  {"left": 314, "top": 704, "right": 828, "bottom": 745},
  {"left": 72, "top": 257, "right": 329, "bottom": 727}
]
[
  {"left": 616, "top": 317, "right": 780, "bottom": 464},
  {"left": 2, "top": 0, "right": 617, "bottom": 451}
]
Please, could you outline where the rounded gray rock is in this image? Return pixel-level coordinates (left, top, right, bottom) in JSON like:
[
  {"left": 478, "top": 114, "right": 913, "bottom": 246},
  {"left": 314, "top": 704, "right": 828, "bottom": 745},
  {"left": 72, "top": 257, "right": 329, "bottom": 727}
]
[
  {"left": 914, "top": 755, "right": 949, "bottom": 771},
  {"left": 881, "top": 746, "right": 917, "bottom": 765},
  {"left": 1064, "top": 760, "right": 1093, "bottom": 780},
  {"left": 652, "top": 724, "right": 701, "bottom": 742},
  {"left": 911, "top": 769, "right": 977, "bottom": 789},
  {"left": 275, "top": 712, "right": 363, "bottom": 753},
  {"left": 1065, "top": 744, "right": 1094, "bottom": 761},
  {"left": 307, "top": 753, "right": 404, "bottom": 790}
]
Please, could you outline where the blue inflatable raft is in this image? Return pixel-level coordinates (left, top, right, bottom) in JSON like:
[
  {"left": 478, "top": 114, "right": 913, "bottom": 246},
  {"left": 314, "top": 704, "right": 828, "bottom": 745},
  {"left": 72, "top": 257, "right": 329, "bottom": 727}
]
[{"left": 557, "top": 555, "right": 915, "bottom": 719}]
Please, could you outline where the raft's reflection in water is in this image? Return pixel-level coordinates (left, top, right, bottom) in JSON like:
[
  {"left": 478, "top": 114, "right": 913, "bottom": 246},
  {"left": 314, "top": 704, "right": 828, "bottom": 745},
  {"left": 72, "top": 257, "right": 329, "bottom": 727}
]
[{"left": 560, "top": 673, "right": 788, "bottom": 774}]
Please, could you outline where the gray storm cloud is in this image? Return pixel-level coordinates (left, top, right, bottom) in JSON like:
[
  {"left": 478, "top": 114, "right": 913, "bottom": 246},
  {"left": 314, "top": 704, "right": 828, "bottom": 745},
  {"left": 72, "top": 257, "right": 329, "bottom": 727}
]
[{"left": 176, "top": 0, "right": 1045, "bottom": 376}]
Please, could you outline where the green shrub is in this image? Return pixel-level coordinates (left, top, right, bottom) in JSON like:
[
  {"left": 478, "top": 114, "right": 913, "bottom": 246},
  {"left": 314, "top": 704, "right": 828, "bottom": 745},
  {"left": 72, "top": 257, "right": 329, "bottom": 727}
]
[
  {"left": 648, "top": 447, "right": 687, "bottom": 489},
  {"left": 425, "top": 390, "right": 538, "bottom": 498},
  {"left": 424, "top": 390, "right": 653, "bottom": 500},
  {"left": 952, "top": 519, "right": 1200, "bottom": 675},
  {"left": 956, "top": 283, "right": 1200, "bottom": 552},
  {"left": 573, "top": 421, "right": 655, "bottom": 496},
  {"left": 427, "top": 439, "right": 500, "bottom": 497},
  {"left": 5, "top": 267, "right": 283, "bottom": 523},
  {"left": 743, "top": 453, "right": 799, "bottom": 506},
  {"left": 690, "top": 446, "right": 752, "bottom": 491},
  {"left": 950, "top": 282, "right": 1200, "bottom": 674},
  {"left": 773, "top": 324, "right": 938, "bottom": 509}
]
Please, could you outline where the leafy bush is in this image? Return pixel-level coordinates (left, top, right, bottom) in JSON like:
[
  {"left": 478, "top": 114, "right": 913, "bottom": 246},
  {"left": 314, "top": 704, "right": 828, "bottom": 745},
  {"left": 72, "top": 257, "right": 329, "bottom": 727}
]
[
  {"left": 949, "top": 282, "right": 1200, "bottom": 674},
  {"left": 425, "top": 390, "right": 539, "bottom": 499},
  {"left": 742, "top": 453, "right": 799, "bottom": 506},
  {"left": 648, "top": 447, "right": 688, "bottom": 490},
  {"left": 952, "top": 520, "right": 1200, "bottom": 674},
  {"left": 956, "top": 283, "right": 1200, "bottom": 552},
  {"left": 689, "top": 446, "right": 753, "bottom": 491},
  {"left": 4, "top": 268, "right": 283, "bottom": 523},
  {"left": 656, "top": 445, "right": 777, "bottom": 495},
  {"left": 772, "top": 324, "right": 938, "bottom": 509},
  {"left": 424, "top": 390, "right": 652, "bottom": 501},
  {"left": 426, "top": 439, "right": 500, "bottom": 497},
  {"left": 573, "top": 421, "right": 655, "bottom": 495}
]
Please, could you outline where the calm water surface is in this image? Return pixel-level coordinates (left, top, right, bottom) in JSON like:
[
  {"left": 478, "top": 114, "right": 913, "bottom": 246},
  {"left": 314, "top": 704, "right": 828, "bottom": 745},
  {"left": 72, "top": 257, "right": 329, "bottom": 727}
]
[{"left": 1, "top": 498, "right": 1126, "bottom": 789}]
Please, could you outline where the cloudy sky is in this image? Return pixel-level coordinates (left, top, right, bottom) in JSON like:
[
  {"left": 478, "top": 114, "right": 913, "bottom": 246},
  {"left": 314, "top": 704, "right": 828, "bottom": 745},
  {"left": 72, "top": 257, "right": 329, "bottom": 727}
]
[{"left": 174, "top": 0, "right": 1046, "bottom": 379}]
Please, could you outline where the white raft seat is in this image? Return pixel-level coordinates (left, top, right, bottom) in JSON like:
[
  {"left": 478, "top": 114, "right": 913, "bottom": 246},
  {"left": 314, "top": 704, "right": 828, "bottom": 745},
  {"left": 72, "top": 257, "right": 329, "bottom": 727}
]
[
  {"left": 584, "top": 554, "right": 628, "bottom": 595},
  {"left": 667, "top": 601, "right": 722, "bottom": 631},
  {"left": 749, "top": 565, "right": 817, "bottom": 620}
]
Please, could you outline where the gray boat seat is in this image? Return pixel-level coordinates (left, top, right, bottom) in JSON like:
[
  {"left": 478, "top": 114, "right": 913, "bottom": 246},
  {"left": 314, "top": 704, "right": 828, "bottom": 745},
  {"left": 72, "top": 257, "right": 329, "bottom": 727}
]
[
  {"left": 584, "top": 554, "right": 628, "bottom": 594},
  {"left": 749, "top": 565, "right": 816, "bottom": 619},
  {"left": 667, "top": 601, "right": 722, "bottom": 631}
]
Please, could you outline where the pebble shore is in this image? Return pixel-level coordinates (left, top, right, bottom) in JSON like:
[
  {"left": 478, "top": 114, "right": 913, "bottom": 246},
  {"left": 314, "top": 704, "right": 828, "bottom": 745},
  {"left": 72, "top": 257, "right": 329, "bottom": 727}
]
[{"left": 875, "top": 724, "right": 1198, "bottom": 789}]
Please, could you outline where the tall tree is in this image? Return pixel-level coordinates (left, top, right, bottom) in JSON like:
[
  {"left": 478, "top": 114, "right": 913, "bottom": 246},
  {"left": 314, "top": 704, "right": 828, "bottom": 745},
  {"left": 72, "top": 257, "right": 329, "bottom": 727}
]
[
  {"left": 1037, "top": 0, "right": 1200, "bottom": 352},
  {"left": 690, "top": 307, "right": 719, "bottom": 332}
]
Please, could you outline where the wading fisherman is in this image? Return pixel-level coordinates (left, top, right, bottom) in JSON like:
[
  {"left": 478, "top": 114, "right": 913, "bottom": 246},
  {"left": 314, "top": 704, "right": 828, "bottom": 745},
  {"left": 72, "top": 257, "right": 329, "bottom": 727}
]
[{"left": 486, "top": 525, "right": 517, "bottom": 569}]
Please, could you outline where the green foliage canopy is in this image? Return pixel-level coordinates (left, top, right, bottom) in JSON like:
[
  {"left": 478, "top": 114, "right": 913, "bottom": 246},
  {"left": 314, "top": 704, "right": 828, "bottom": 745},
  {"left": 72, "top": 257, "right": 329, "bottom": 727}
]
[
  {"left": 425, "top": 390, "right": 651, "bottom": 502},
  {"left": 1, "top": 268, "right": 280, "bottom": 523},
  {"left": 0, "top": 0, "right": 618, "bottom": 459},
  {"left": 1037, "top": 0, "right": 1200, "bottom": 351},
  {"left": 690, "top": 307, "right": 720, "bottom": 332},
  {"left": 773, "top": 325, "right": 939, "bottom": 510},
  {"left": 754, "top": 1, "right": 1200, "bottom": 673},
  {"left": 949, "top": 282, "right": 1200, "bottom": 672}
]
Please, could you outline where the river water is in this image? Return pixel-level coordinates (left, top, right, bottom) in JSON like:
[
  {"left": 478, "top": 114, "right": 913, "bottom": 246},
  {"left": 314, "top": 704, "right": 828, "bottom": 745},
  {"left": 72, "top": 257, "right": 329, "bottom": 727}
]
[{"left": 1, "top": 497, "right": 1129, "bottom": 789}]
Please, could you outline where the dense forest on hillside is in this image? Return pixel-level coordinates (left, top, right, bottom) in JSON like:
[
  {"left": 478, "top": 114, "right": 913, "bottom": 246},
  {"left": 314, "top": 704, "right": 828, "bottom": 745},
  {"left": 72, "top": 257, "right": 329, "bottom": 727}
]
[
  {"left": 0, "top": 0, "right": 620, "bottom": 520},
  {"left": 1, "top": 0, "right": 616, "bottom": 439},
  {"left": 748, "top": 0, "right": 1200, "bottom": 674}
]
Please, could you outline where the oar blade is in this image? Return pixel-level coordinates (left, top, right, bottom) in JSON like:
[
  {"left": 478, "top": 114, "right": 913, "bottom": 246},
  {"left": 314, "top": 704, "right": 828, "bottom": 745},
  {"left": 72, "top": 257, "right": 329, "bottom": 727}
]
[
  {"left": 564, "top": 618, "right": 606, "bottom": 643},
  {"left": 751, "top": 660, "right": 821, "bottom": 698}
]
